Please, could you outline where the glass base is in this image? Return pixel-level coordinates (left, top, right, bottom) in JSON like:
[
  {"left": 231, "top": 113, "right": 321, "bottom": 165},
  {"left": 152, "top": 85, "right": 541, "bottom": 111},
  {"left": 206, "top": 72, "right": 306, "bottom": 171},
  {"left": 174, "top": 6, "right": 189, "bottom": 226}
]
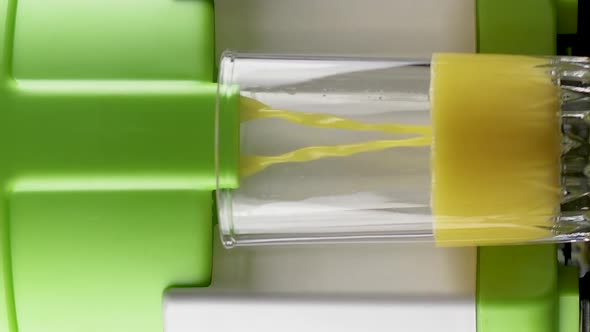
[{"left": 558, "top": 57, "right": 590, "bottom": 241}]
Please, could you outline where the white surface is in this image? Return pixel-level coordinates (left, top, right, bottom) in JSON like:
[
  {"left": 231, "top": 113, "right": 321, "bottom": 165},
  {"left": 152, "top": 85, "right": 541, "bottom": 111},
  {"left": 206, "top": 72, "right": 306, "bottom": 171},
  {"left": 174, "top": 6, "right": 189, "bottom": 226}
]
[
  {"left": 166, "top": 2, "right": 478, "bottom": 332},
  {"left": 165, "top": 234, "right": 477, "bottom": 332},
  {"left": 165, "top": 291, "right": 475, "bottom": 332},
  {"left": 209, "top": 232, "right": 476, "bottom": 297},
  {"left": 211, "top": 0, "right": 477, "bottom": 298},
  {"left": 215, "top": 0, "right": 476, "bottom": 58}
]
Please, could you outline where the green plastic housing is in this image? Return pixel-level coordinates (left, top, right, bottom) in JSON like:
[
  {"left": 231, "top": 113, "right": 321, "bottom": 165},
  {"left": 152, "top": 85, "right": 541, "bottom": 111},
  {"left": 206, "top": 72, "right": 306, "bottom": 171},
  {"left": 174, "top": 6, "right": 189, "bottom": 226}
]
[
  {"left": 477, "top": 1, "right": 579, "bottom": 332},
  {"left": 0, "top": 1, "right": 226, "bottom": 332}
]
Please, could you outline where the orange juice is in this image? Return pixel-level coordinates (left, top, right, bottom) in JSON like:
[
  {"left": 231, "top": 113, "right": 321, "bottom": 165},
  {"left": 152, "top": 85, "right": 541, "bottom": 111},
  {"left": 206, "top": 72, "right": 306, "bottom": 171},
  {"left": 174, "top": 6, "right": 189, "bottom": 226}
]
[{"left": 431, "top": 53, "right": 561, "bottom": 245}]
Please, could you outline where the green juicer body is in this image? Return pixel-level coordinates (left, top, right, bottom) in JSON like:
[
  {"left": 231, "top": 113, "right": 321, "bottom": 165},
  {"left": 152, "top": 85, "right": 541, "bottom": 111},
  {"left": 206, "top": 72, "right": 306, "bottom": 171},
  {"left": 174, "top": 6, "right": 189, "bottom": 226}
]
[
  {"left": 0, "top": 1, "right": 583, "bottom": 332},
  {"left": 0, "top": 1, "right": 221, "bottom": 332},
  {"left": 477, "top": 1, "right": 582, "bottom": 332}
]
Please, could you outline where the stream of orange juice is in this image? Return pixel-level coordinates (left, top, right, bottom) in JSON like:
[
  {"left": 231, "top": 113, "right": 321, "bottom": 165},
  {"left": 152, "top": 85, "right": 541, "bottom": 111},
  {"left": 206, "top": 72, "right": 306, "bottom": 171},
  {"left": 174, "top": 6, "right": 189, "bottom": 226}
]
[
  {"left": 239, "top": 96, "right": 431, "bottom": 178},
  {"left": 431, "top": 53, "right": 561, "bottom": 245}
]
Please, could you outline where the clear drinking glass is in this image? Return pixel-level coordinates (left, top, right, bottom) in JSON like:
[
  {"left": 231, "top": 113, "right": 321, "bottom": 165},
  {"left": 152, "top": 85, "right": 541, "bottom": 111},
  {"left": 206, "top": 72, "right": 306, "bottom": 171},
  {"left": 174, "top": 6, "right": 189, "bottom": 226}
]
[{"left": 215, "top": 51, "right": 590, "bottom": 248}]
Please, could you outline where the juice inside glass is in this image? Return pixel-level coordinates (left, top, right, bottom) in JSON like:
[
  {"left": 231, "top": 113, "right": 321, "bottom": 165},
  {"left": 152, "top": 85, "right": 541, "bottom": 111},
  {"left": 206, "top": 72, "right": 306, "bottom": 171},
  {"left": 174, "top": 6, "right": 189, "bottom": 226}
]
[{"left": 216, "top": 52, "right": 588, "bottom": 248}]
